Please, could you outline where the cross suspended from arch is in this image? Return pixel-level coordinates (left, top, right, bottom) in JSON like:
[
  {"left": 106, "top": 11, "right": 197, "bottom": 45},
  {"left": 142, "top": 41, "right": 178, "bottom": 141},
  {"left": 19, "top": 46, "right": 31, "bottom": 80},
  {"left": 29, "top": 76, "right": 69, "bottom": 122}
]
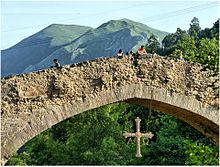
[{"left": 123, "top": 117, "right": 154, "bottom": 158}]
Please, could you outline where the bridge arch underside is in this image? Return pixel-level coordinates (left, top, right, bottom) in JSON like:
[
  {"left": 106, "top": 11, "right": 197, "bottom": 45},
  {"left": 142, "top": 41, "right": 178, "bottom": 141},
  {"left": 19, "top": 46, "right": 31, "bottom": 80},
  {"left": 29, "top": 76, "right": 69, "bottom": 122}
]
[{"left": 2, "top": 84, "right": 219, "bottom": 164}]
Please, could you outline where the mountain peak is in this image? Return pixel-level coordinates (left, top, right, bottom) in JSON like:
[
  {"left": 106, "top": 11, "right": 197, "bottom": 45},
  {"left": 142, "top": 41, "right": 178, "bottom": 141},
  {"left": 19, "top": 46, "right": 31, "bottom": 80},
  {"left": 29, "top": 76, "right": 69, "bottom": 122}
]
[
  {"left": 119, "top": 18, "right": 136, "bottom": 23},
  {"left": 2, "top": 18, "right": 169, "bottom": 77},
  {"left": 97, "top": 19, "right": 129, "bottom": 30},
  {"left": 43, "top": 23, "right": 92, "bottom": 32},
  {"left": 96, "top": 18, "right": 169, "bottom": 38}
]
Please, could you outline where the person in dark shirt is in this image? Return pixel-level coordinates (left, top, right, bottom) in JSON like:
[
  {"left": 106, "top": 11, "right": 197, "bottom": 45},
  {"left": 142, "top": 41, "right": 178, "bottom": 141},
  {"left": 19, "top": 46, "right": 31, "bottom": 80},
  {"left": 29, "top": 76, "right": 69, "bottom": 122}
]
[
  {"left": 51, "top": 59, "right": 61, "bottom": 68},
  {"left": 117, "top": 49, "right": 124, "bottom": 59}
]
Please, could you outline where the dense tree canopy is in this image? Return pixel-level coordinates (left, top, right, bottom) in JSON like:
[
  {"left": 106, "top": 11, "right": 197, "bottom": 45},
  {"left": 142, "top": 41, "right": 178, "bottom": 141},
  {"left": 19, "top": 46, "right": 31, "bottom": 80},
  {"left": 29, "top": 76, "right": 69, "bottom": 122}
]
[
  {"left": 188, "top": 17, "right": 201, "bottom": 39},
  {"left": 161, "top": 27, "right": 187, "bottom": 55},
  {"left": 162, "top": 18, "right": 219, "bottom": 73},
  {"left": 146, "top": 34, "right": 160, "bottom": 53}
]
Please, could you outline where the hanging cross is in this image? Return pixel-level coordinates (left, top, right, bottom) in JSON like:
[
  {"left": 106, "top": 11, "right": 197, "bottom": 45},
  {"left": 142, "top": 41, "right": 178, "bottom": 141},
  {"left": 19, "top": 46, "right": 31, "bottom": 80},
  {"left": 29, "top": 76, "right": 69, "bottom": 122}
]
[{"left": 123, "top": 117, "right": 154, "bottom": 158}]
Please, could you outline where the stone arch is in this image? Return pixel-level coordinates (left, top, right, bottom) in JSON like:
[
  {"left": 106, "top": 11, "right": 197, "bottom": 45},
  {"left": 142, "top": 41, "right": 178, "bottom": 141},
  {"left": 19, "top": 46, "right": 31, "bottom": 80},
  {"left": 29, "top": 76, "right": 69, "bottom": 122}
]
[{"left": 1, "top": 84, "right": 219, "bottom": 165}]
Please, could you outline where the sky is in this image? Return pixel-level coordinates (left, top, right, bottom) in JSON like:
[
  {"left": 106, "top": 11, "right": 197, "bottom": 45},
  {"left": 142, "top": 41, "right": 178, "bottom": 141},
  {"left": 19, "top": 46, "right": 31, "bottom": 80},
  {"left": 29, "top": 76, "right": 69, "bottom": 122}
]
[{"left": 1, "top": 0, "right": 219, "bottom": 50}]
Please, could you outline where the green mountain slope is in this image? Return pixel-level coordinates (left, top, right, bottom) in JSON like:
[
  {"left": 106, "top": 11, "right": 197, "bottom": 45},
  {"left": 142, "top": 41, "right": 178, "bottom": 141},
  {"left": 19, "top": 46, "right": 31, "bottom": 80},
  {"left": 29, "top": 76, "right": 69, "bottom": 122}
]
[
  {"left": 41, "top": 24, "right": 93, "bottom": 47},
  {"left": 111, "top": 18, "right": 167, "bottom": 41},
  {"left": 1, "top": 19, "right": 169, "bottom": 77},
  {"left": 29, "top": 19, "right": 169, "bottom": 72},
  {"left": 1, "top": 24, "right": 92, "bottom": 76}
]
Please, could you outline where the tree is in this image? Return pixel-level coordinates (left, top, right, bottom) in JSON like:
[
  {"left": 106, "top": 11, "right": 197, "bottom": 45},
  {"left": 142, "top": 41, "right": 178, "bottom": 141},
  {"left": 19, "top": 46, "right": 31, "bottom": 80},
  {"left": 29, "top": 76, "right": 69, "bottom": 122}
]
[
  {"left": 140, "top": 115, "right": 187, "bottom": 165},
  {"left": 188, "top": 17, "right": 201, "bottom": 39},
  {"left": 198, "top": 28, "right": 212, "bottom": 39},
  {"left": 172, "top": 36, "right": 197, "bottom": 61},
  {"left": 146, "top": 34, "right": 160, "bottom": 53},
  {"left": 198, "top": 19, "right": 219, "bottom": 40},
  {"left": 197, "top": 38, "right": 219, "bottom": 73},
  {"left": 162, "top": 28, "right": 187, "bottom": 55},
  {"left": 184, "top": 140, "right": 219, "bottom": 165},
  {"left": 210, "top": 19, "right": 219, "bottom": 40}
]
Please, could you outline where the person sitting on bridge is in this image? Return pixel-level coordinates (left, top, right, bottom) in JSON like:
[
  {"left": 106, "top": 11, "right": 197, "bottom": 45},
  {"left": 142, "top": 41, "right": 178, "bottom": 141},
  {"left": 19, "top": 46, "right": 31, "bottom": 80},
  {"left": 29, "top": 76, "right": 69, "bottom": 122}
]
[
  {"left": 117, "top": 49, "right": 124, "bottom": 59},
  {"left": 129, "top": 50, "right": 133, "bottom": 56},
  {"left": 152, "top": 50, "right": 157, "bottom": 56},
  {"left": 129, "top": 51, "right": 134, "bottom": 62},
  {"left": 51, "top": 59, "right": 61, "bottom": 68},
  {"left": 137, "top": 45, "right": 147, "bottom": 58}
]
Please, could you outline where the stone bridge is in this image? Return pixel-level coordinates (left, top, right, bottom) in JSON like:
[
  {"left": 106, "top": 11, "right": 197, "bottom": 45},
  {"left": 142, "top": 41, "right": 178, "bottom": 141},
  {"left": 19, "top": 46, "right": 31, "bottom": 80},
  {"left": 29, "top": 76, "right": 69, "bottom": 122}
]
[{"left": 1, "top": 55, "right": 219, "bottom": 165}]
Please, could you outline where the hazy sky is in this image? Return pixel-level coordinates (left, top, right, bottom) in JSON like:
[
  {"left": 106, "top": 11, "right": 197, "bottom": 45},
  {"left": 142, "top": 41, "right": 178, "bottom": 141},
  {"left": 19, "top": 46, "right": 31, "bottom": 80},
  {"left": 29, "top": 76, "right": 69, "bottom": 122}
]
[{"left": 1, "top": 0, "right": 219, "bottom": 50}]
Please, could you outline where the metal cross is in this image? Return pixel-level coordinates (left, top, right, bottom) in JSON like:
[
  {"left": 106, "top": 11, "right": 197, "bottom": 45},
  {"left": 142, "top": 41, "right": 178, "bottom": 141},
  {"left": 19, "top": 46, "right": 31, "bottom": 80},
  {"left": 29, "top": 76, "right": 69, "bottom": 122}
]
[{"left": 123, "top": 117, "right": 154, "bottom": 158}]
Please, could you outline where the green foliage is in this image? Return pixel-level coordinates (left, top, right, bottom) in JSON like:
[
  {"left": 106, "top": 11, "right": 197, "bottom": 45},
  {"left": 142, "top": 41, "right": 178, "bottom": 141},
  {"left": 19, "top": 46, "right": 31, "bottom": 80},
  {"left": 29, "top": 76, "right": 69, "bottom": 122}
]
[
  {"left": 172, "top": 36, "right": 197, "bottom": 61},
  {"left": 184, "top": 140, "right": 219, "bottom": 165},
  {"left": 23, "top": 132, "right": 70, "bottom": 165},
  {"left": 197, "top": 38, "right": 219, "bottom": 72},
  {"left": 188, "top": 17, "right": 201, "bottom": 39},
  {"left": 161, "top": 27, "right": 187, "bottom": 55},
  {"left": 172, "top": 36, "right": 219, "bottom": 73},
  {"left": 211, "top": 19, "right": 219, "bottom": 40},
  {"left": 146, "top": 34, "right": 160, "bottom": 53},
  {"left": 139, "top": 115, "right": 187, "bottom": 165},
  {"left": 6, "top": 152, "right": 30, "bottom": 165},
  {"left": 164, "top": 18, "right": 219, "bottom": 74},
  {"left": 199, "top": 19, "right": 219, "bottom": 40}
]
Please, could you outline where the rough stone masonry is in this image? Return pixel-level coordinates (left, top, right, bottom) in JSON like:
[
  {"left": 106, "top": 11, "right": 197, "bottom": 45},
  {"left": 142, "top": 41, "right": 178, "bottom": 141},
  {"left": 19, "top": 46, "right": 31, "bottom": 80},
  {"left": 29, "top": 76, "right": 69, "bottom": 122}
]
[{"left": 1, "top": 55, "right": 219, "bottom": 165}]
